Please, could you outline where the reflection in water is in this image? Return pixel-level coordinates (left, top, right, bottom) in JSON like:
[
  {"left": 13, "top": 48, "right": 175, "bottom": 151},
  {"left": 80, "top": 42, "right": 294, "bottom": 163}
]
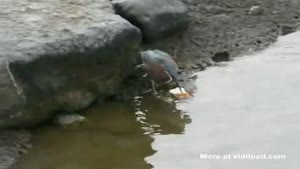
[
  {"left": 147, "top": 32, "right": 300, "bottom": 169},
  {"left": 135, "top": 96, "right": 190, "bottom": 135},
  {"left": 10, "top": 96, "right": 189, "bottom": 169}
]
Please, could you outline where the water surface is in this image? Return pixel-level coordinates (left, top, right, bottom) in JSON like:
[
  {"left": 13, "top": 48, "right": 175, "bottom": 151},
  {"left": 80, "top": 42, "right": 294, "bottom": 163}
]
[
  {"left": 11, "top": 32, "right": 300, "bottom": 169},
  {"left": 148, "top": 32, "right": 300, "bottom": 169}
]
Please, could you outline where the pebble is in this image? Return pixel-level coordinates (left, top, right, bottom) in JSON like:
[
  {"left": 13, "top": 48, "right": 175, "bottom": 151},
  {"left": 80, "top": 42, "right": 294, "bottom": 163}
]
[
  {"left": 191, "top": 64, "right": 200, "bottom": 69},
  {"left": 189, "top": 75, "right": 198, "bottom": 80},
  {"left": 18, "top": 148, "right": 28, "bottom": 155},
  {"left": 55, "top": 114, "right": 86, "bottom": 127},
  {"left": 137, "top": 116, "right": 146, "bottom": 121},
  {"left": 281, "top": 25, "right": 295, "bottom": 35},
  {"left": 135, "top": 111, "right": 145, "bottom": 115},
  {"left": 248, "top": 6, "right": 264, "bottom": 15},
  {"left": 134, "top": 96, "right": 143, "bottom": 100}
]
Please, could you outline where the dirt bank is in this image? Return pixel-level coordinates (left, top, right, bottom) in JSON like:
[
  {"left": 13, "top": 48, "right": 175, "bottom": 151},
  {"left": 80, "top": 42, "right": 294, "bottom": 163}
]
[{"left": 147, "top": 0, "right": 300, "bottom": 69}]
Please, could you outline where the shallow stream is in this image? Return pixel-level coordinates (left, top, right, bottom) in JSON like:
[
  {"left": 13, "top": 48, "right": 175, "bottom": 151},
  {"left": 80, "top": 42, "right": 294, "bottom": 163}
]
[{"left": 11, "top": 32, "right": 300, "bottom": 169}]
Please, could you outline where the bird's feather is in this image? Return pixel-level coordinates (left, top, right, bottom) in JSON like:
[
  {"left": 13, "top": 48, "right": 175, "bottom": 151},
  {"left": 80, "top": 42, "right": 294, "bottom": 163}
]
[{"left": 140, "top": 50, "right": 179, "bottom": 79}]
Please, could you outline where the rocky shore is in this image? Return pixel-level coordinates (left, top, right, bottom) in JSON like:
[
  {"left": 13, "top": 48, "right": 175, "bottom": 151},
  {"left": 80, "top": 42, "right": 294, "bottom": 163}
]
[
  {"left": 0, "top": 131, "right": 31, "bottom": 169},
  {"left": 148, "top": 0, "right": 300, "bottom": 69},
  {"left": 1, "top": 0, "right": 300, "bottom": 168}
]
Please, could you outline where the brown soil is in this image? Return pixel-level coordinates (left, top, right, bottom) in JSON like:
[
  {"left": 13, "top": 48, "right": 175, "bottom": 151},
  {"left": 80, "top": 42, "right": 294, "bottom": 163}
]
[{"left": 146, "top": 0, "right": 300, "bottom": 71}]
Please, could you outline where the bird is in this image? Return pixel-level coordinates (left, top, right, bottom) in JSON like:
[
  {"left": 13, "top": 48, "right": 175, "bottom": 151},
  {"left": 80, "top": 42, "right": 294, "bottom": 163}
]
[{"left": 137, "top": 49, "right": 182, "bottom": 94}]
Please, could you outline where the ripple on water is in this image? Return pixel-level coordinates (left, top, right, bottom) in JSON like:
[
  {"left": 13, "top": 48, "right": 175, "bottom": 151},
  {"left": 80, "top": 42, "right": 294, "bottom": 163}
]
[{"left": 10, "top": 32, "right": 300, "bottom": 169}]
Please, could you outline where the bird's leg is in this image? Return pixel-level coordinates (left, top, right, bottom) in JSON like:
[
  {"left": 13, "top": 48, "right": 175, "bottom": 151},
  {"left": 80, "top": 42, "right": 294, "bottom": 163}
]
[
  {"left": 179, "top": 87, "right": 184, "bottom": 93},
  {"left": 151, "top": 80, "right": 158, "bottom": 94}
]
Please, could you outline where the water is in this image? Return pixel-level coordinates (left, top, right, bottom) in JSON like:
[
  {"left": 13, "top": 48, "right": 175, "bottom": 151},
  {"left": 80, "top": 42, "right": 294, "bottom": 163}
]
[
  {"left": 11, "top": 32, "right": 300, "bottom": 169},
  {"left": 10, "top": 97, "right": 190, "bottom": 169}
]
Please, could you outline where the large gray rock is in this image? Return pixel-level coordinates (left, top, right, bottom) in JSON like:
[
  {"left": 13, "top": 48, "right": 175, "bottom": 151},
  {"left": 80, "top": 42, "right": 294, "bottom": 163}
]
[
  {"left": 0, "top": 0, "right": 141, "bottom": 129},
  {"left": 112, "top": 0, "right": 189, "bottom": 42}
]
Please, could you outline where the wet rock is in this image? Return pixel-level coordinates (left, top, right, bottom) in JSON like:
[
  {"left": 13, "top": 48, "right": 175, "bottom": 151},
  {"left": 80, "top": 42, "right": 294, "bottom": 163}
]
[
  {"left": 281, "top": 25, "right": 296, "bottom": 36},
  {"left": 0, "top": 130, "right": 31, "bottom": 169},
  {"left": 133, "top": 96, "right": 143, "bottom": 100},
  {"left": 191, "top": 64, "right": 200, "bottom": 69},
  {"left": 202, "top": 58, "right": 216, "bottom": 66},
  {"left": 55, "top": 89, "right": 96, "bottom": 113},
  {"left": 112, "top": 0, "right": 189, "bottom": 42},
  {"left": 189, "top": 75, "right": 198, "bottom": 80},
  {"left": 248, "top": 6, "right": 264, "bottom": 15},
  {"left": 55, "top": 114, "right": 86, "bottom": 127},
  {"left": 212, "top": 52, "right": 231, "bottom": 62},
  {"left": 0, "top": 0, "right": 141, "bottom": 129}
]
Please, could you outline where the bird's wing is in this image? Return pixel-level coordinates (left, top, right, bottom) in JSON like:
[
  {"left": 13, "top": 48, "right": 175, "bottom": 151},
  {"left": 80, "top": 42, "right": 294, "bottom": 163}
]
[
  {"left": 153, "top": 50, "right": 179, "bottom": 70},
  {"left": 140, "top": 50, "right": 179, "bottom": 78},
  {"left": 140, "top": 50, "right": 158, "bottom": 63},
  {"left": 153, "top": 50, "right": 173, "bottom": 60}
]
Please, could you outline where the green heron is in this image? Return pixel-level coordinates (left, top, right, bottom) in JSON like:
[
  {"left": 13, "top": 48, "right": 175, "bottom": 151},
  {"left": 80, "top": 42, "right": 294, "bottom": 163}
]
[{"left": 137, "top": 50, "right": 182, "bottom": 94}]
